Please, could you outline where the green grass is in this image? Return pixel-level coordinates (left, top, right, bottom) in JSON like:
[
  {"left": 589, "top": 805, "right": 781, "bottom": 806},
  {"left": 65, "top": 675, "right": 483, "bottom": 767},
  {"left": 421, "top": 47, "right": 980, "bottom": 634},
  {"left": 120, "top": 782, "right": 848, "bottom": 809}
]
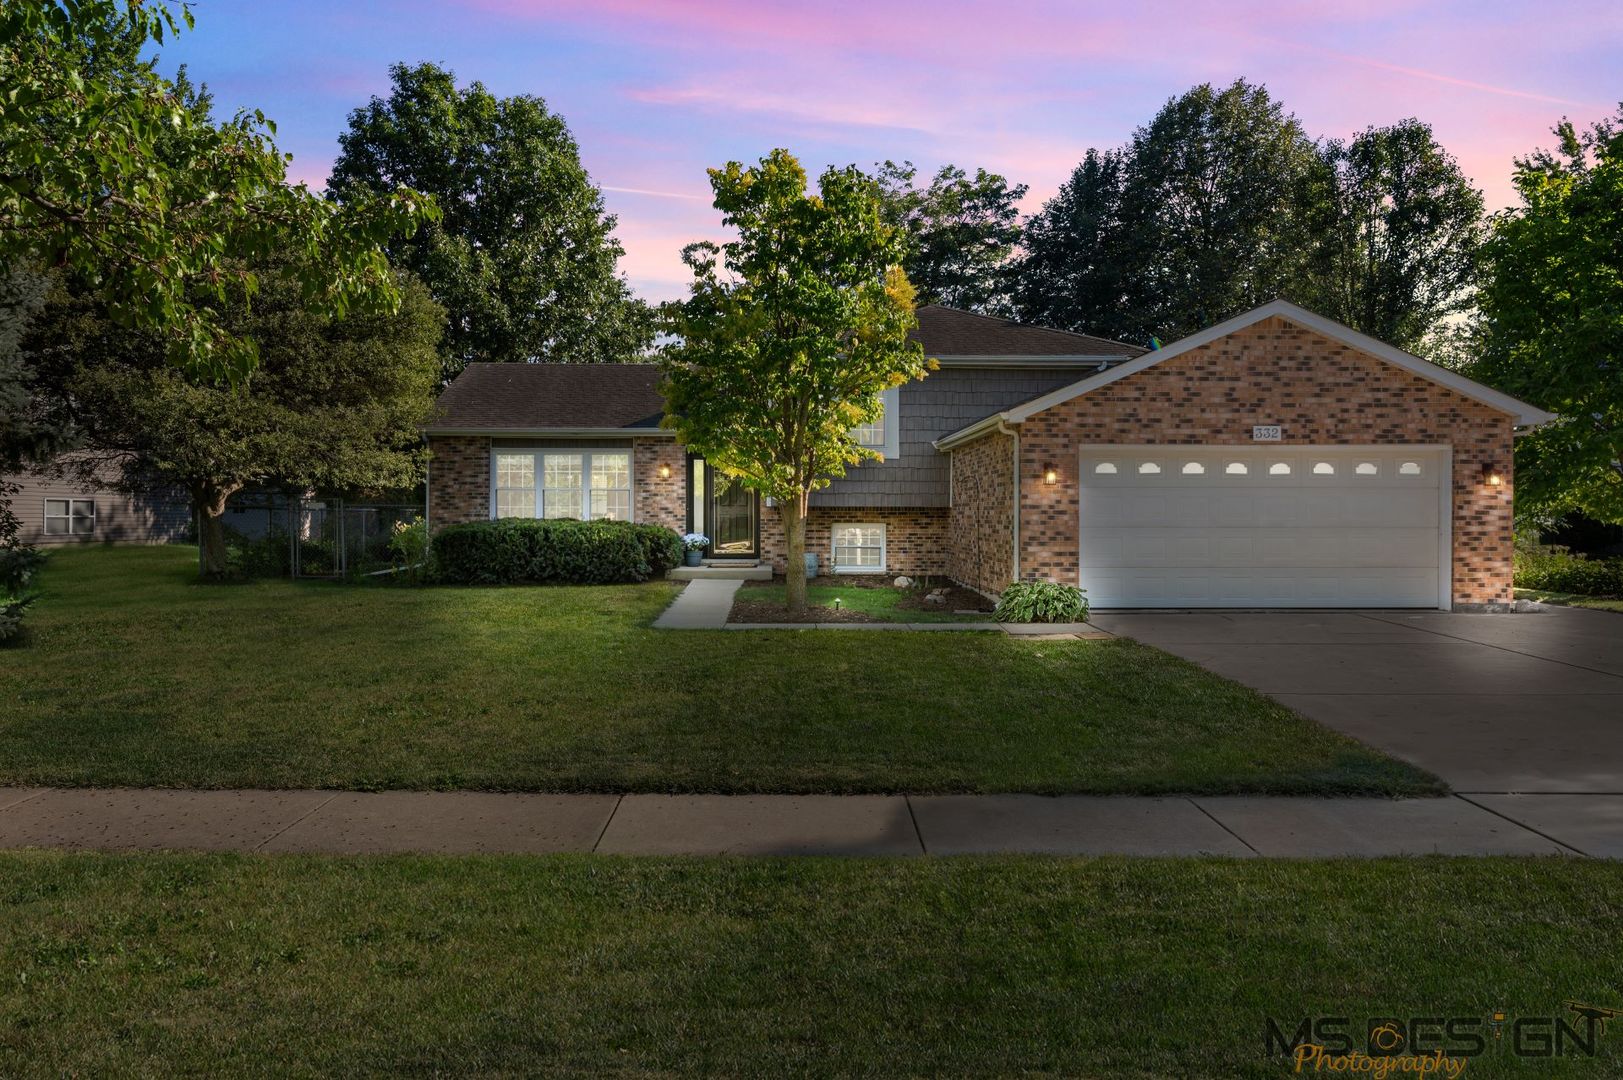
[
  {"left": 734, "top": 581, "right": 992, "bottom": 622},
  {"left": 0, "top": 546, "right": 1440, "bottom": 795},
  {"left": 1517, "top": 587, "right": 1623, "bottom": 613},
  {"left": 1, "top": 852, "right": 1618, "bottom": 1076}
]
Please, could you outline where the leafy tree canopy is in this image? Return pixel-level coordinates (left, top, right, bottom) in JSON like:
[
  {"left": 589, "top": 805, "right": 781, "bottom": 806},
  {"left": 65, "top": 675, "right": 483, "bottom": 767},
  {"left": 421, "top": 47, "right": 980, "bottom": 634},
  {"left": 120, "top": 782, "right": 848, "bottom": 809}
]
[
  {"left": 1471, "top": 109, "right": 1623, "bottom": 525},
  {"left": 1013, "top": 81, "right": 1484, "bottom": 355},
  {"left": 0, "top": 1, "right": 432, "bottom": 381},
  {"left": 661, "top": 149, "right": 930, "bottom": 611},
  {"left": 330, "top": 62, "right": 653, "bottom": 378},
  {"left": 34, "top": 257, "right": 445, "bottom": 576},
  {"left": 874, "top": 161, "right": 1027, "bottom": 314},
  {"left": 1304, "top": 119, "right": 1484, "bottom": 352}
]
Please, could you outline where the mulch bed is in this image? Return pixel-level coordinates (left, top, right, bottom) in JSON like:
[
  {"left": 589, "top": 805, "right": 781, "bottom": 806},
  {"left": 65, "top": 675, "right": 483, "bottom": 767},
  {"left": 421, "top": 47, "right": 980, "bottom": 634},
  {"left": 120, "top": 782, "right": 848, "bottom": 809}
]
[
  {"left": 729, "top": 575, "right": 995, "bottom": 624},
  {"left": 729, "top": 599, "right": 881, "bottom": 624}
]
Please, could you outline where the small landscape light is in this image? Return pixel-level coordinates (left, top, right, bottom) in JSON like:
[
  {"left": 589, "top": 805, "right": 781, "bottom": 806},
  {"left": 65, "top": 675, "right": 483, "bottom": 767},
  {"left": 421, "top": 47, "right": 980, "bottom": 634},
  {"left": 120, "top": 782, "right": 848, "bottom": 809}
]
[
  {"left": 1043, "top": 464, "right": 1059, "bottom": 485},
  {"left": 833, "top": 597, "right": 842, "bottom": 610}
]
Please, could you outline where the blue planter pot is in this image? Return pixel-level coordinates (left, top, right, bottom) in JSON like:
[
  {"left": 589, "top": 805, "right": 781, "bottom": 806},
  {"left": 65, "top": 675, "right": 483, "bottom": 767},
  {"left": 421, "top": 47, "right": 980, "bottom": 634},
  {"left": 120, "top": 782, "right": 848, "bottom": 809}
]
[{"left": 684, "top": 550, "right": 703, "bottom": 567}]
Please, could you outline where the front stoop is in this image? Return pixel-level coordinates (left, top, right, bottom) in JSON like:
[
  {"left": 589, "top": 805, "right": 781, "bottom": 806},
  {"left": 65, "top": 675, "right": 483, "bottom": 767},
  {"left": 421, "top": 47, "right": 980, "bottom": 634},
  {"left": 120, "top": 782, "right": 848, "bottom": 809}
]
[{"left": 668, "top": 563, "right": 773, "bottom": 581}]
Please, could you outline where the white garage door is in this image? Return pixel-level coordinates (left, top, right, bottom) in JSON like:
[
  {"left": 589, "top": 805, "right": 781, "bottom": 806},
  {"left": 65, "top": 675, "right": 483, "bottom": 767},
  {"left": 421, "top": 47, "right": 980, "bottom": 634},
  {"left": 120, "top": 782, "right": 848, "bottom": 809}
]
[{"left": 1077, "top": 446, "right": 1449, "bottom": 609}]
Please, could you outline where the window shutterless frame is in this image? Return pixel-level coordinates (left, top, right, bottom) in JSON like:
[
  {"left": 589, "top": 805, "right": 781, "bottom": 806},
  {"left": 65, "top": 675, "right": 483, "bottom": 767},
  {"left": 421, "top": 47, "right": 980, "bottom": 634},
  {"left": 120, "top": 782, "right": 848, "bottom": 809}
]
[
  {"left": 43, "top": 497, "right": 95, "bottom": 536},
  {"left": 489, "top": 448, "right": 634, "bottom": 522},
  {"left": 831, "top": 522, "right": 885, "bottom": 573}
]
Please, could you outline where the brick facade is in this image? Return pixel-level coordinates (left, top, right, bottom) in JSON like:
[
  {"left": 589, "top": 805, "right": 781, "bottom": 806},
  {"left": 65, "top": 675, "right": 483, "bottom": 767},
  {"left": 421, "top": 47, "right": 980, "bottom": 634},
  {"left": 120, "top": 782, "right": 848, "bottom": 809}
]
[
  {"left": 1013, "top": 317, "right": 1515, "bottom": 607},
  {"left": 946, "top": 432, "right": 1015, "bottom": 596},
  {"left": 759, "top": 505, "right": 950, "bottom": 577},
  {"left": 633, "top": 437, "right": 687, "bottom": 532},
  {"left": 427, "top": 435, "right": 688, "bottom": 534},
  {"left": 426, "top": 436, "right": 491, "bottom": 530}
]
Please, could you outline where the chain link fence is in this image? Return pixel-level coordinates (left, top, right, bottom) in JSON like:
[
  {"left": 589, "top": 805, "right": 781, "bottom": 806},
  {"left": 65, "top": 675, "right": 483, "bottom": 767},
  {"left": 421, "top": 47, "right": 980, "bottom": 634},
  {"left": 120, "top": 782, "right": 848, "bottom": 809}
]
[{"left": 219, "top": 493, "right": 422, "bottom": 579}]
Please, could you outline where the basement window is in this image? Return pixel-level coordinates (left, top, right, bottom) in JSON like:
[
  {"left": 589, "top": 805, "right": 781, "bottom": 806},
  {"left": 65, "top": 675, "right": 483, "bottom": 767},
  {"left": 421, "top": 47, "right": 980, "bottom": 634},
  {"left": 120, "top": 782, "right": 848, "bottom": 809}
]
[{"left": 832, "top": 523, "right": 886, "bottom": 573}]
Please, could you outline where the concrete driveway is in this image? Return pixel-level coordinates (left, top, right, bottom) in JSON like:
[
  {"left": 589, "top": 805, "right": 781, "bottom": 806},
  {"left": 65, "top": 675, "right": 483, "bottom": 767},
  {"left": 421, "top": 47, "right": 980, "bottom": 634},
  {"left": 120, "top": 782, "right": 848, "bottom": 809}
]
[{"left": 1088, "top": 606, "right": 1623, "bottom": 793}]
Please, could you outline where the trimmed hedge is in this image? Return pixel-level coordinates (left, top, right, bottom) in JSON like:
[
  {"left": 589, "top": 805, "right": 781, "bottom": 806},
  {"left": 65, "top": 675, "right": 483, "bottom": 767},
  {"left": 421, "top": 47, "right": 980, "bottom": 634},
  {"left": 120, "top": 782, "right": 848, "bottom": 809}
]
[
  {"left": 1514, "top": 547, "right": 1623, "bottom": 597},
  {"left": 432, "top": 519, "right": 683, "bottom": 586}
]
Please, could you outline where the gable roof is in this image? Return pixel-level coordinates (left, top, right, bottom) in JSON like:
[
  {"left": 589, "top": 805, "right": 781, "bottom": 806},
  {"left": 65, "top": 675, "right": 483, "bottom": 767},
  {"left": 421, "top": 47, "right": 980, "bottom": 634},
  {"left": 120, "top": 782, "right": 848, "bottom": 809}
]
[
  {"left": 934, "top": 300, "right": 1556, "bottom": 450},
  {"left": 424, "top": 363, "right": 669, "bottom": 435},
  {"left": 912, "top": 304, "right": 1142, "bottom": 361}
]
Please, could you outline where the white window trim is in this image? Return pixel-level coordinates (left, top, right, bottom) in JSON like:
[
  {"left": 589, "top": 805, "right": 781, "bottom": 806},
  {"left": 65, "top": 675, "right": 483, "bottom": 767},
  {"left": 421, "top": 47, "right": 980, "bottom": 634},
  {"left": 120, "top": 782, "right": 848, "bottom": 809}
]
[
  {"left": 489, "top": 448, "right": 635, "bottom": 523},
  {"left": 831, "top": 521, "right": 886, "bottom": 574},
  {"left": 853, "top": 385, "right": 901, "bottom": 460},
  {"left": 43, "top": 497, "right": 95, "bottom": 537}
]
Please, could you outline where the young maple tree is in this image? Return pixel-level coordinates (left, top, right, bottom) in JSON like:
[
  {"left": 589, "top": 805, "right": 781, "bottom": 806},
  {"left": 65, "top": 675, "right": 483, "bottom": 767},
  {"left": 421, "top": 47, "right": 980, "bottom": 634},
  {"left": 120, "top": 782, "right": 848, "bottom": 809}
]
[{"left": 661, "top": 150, "right": 930, "bottom": 613}]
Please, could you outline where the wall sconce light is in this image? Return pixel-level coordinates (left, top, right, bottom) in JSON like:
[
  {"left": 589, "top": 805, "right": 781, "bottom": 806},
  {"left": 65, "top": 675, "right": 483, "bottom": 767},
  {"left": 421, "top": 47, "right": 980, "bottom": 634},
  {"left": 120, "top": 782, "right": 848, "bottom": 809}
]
[
  {"left": 1480, "top": 463, "right": 1503, "bottom": 487},
  {"left": 658, "top": 463, "right": 671, "bottom": 479},
  {"left": 1043, "top": 464, "right": 1059, "bottom": 485}
]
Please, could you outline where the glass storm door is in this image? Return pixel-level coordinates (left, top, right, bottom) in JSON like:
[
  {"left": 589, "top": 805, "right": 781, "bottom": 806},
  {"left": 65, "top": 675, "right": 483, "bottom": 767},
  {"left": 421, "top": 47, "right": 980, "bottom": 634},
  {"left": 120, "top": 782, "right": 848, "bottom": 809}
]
[{"left": 708, "top": 467, "right": 758, "bottom": 558}]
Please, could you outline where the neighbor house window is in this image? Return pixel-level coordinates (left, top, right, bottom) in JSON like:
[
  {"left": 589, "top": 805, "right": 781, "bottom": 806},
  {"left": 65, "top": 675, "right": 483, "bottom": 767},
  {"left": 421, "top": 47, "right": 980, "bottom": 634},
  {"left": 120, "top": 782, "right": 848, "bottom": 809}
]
[
  {"left": 832, "top": 523, "right": 885, "bottom": 573},
  {"left": 43, "top": 498, "right": 95, "bottom": 537},
  {"left": 491, "top": 449, "right": 633, "bottom": 521}
]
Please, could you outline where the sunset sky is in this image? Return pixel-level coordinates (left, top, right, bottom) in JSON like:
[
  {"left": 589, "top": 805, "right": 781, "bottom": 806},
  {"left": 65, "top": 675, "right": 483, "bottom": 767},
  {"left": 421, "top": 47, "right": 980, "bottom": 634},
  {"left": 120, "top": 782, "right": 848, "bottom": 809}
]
[{"left": 157, "top": 1, "right": 1622, "bottom": 301}]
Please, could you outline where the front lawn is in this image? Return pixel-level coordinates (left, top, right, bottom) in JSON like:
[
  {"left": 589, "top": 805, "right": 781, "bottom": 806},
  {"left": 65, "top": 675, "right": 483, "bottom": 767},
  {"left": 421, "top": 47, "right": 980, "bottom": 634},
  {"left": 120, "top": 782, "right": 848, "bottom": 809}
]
[
  {"left": 0, "top": 546, "right": 1439, "bottom": 794},
  {"left": 1, "top": 852, "right": 1617, "bottom": 1076}
]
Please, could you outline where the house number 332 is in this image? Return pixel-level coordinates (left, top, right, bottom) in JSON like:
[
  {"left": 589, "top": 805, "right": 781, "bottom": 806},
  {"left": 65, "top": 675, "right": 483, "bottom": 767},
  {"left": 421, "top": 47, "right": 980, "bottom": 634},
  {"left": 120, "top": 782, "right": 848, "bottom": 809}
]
[{"left": 1252, "top": 425, "right": 1283, "bottom": 441}]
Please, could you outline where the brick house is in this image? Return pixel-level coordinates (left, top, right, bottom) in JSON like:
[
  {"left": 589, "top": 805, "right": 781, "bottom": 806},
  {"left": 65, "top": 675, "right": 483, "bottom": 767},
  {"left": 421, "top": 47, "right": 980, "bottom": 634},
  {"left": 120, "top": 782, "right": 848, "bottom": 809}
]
[{"left": 424, "top": 300, "right": 1551, "bottom": 610}]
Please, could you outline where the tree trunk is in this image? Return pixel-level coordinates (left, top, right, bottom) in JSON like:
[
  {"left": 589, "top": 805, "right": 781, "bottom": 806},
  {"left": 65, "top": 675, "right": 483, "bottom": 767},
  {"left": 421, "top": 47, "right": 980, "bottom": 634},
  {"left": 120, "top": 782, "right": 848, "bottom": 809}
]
[
  {"left": 780, "top": 493, "right": 808, "bottom": 613},
  {"left": 191, "top": 483, "right": 239, "bottom": 580}
]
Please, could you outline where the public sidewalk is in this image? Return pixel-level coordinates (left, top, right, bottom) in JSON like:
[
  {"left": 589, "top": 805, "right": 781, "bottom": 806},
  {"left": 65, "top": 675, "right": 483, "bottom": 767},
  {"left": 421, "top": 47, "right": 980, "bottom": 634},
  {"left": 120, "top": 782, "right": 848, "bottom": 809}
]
[{"left": 1, "top": 787, "right": 1617, "bottom": 857}]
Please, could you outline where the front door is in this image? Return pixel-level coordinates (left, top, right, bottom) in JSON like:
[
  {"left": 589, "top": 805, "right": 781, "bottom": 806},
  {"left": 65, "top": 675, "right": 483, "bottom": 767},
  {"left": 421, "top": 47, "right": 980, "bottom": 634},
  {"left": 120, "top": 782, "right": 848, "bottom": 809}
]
[{"left": 708, "top": 466, "right": 758, "bottom": 558}]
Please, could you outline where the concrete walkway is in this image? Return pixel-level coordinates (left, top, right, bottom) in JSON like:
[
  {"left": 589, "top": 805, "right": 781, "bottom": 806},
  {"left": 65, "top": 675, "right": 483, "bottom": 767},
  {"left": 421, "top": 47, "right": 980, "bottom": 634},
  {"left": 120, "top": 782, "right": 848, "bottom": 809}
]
[
  {"left": 1089, "top": 607, "right": 1623, "bottom": 793},
  {"left": 1, "top": 787, "right": 1617, "bottom": 857},
  {"left": 652, "top": 578, "right": 741, "bottom": 628}
]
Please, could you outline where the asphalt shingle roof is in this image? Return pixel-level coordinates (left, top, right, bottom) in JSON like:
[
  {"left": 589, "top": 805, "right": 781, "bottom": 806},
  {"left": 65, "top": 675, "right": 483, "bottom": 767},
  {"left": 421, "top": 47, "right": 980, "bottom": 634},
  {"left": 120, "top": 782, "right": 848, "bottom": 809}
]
[
  {"left": 911, "top": 304, "right": 1141, "bottom": 358},
  {"left": 426, "top": 307, "right": 1143, "bottom": 432},
  {"left": 426, "top": 363, "right": 666, "bottom": 432}
]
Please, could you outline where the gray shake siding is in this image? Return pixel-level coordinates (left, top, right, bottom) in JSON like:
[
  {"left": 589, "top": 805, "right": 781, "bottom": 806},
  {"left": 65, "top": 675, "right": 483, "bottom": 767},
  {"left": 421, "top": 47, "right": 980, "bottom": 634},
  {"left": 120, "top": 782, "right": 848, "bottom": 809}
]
[{"left": 811, "top": 366, "right": 1096, "bottom": 508}]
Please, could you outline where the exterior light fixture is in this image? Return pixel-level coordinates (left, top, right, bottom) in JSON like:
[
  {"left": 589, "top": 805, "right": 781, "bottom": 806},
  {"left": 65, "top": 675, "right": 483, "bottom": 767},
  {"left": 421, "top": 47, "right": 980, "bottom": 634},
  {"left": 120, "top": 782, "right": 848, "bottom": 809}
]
[
  {"left": 833, "top": 597, "right": 842, "bottom": 610},
  {"left": 658, "top": 463, "right": 671, "bottom": 479},
  {"left": 1043, "top": 464, "right": 1059, "bottom": 485},
  {"left": 1481, "top": 463, "right": 1503, "bottom": 487}
]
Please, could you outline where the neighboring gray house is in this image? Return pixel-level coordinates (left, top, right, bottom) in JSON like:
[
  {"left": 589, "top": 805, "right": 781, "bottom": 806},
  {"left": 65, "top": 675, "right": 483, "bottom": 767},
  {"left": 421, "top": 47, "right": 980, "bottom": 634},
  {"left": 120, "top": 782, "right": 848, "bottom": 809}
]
[{"left": 4, "top": 457, "right": 190, "bottom": 546}]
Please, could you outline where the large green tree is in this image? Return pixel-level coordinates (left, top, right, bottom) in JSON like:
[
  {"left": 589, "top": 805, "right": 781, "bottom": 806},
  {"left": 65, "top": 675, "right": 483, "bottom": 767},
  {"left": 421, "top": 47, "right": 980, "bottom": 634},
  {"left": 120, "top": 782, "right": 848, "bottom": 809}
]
[
  {"left": 1012, "top": 148, "right": 1131, "bottom": 339},
  {"left": 1303, "top": 119, "right": 1484, "bottom": 353},
  {"left": 1015, "top": 83, "right": 1481, "bottom": 353},
  {"left": 661, "top": 150, "right": 930, "bottom": 613},
  {"left": 39, "top": 259, "right": 444, "bottom": 577},
  {"left": 1471, "top": 111, "right": 1623, "bottom": 524},
  {"left": 0, "top": 1, "right": 430, "bottom": 381},
  {"left": 330, "top": 62, "right": 653, "bottom": 378},
  {"left": 874, "top": 161, "right": 1026, "bottom": 314}
]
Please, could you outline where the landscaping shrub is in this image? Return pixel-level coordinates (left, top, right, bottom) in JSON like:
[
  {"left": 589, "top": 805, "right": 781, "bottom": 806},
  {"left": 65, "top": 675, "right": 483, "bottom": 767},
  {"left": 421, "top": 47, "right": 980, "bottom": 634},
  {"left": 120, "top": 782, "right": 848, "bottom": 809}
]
[
  {"left": 994, "top": 580, "right": 1089, "bottom": 623},
  {"left": 224, "top": 526, "right": 291, "bottom": 578},
  {"left": 1514, "top": 546, "right": 1623, "bottom": 597},
  {"left": 432, "top": 519, "right": 683, "bottom": 586},
  {"left": 0, "top": 546, "right": 44, "bottom": 643}
]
